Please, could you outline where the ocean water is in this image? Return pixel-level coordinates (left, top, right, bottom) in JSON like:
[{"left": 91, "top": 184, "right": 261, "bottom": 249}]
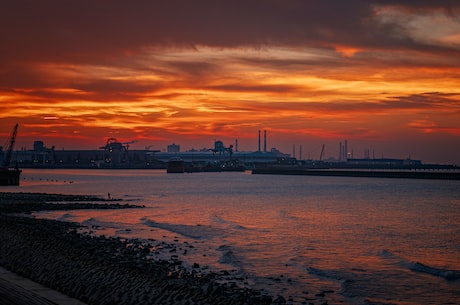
[{"left": 5, "top": 169, "right": 460, "bottom": 305}]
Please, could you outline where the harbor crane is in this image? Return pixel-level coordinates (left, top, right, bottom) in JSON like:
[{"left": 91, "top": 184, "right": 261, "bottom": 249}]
[
  {"left": 99, "top": 138, "right": 138, "bottom": 165},
  {"left": 319, "top": 144, "right": 325, "bottom": 161},
  {"left": 100, "top": 138, "right": 138, "bottom": 152},
  {"left": 0, "top": 123, "right": 21, "bottom": 185},
  {"left": 2, "top": 123, "right": 18, "bottom": 168}
]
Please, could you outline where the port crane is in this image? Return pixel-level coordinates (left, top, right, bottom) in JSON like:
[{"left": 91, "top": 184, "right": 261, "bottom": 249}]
[
  {"left": 319, "top": 144, "right": 325, "bottom": 161},
  {"left": 0, "top": 124, "right": 21, "bottom": 185},
  {"left": 2, "top": 123, "right": 18, "bottom": 168},
  {"left": 123, "top": 140, "right": 138, "bottom": 150},
  {"left": 100, "top": 138, "right": 138, "bottom": 151},
  {"left": 99, "top": 138, "right": 138, "bottom": 166}
]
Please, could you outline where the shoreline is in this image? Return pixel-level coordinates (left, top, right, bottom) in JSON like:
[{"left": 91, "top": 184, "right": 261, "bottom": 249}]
[{"left": 0, "top": 192, "right": 275, "bottom": 305}]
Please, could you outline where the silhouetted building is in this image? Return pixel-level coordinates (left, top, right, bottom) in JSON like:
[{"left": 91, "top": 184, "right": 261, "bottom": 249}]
[{"left": 167, "top": 144, "right": 180, "bottom": 153}]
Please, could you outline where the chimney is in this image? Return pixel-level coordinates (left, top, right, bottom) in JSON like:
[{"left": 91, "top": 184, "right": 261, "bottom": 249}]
[
  {"left": 345, "top": 140, "right": 348, "bottom": 160},
  {"left": 263, "top": 130, "right": 267, "bottom": 152},
  {"left": 339, "top": 142, "right": 342, "bottom": 161},
  {"left": 258, "top": 130, "right": 261, "bottom": 152}
]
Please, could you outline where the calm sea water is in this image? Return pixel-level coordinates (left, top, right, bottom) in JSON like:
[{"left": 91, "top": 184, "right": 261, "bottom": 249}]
[{"left": 4, "top": 169, "right": 460, "bottom": 305}]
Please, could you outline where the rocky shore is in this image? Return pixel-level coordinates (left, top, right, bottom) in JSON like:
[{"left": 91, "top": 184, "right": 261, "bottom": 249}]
[
  {"left": 0, "top": 192, "right": 144, "bottom": 214},
  {"left": 0, "top": 192, "right": 275, "bottom": 305}
]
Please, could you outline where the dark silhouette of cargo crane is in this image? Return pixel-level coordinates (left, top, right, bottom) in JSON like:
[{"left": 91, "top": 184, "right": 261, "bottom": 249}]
[
  {"left": 0, "top": 123, "right": 21, "bottom": 185},
  {"left": 99, "top": 138, "right": 138, "bottom": 166},
  {"left": 100, "top": 138, "right": 138, "bottom": 151},
  {"left": 2, "top": 123, "right": 18, "bottom": 168}
]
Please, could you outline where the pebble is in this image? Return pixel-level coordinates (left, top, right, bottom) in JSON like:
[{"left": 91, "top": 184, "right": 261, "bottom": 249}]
[{"left": 0, "top": 192, "right": 276, "bottom": 305}]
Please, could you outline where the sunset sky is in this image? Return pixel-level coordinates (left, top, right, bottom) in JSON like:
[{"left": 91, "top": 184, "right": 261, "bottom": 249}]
[{"left": 1, "top": 1, "right": 460, "bottom": 164}]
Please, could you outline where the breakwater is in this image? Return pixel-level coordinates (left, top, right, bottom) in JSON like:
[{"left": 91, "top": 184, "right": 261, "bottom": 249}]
[
  {"left": 0, "top": 193, "right": 275, "bottom": 305},
  {"left": 252, "top": 168, "right": 460, "bottom": 180}
]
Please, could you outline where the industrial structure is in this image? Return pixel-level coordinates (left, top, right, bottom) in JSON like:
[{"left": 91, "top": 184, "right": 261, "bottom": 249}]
[
  {"left": 7, "top": 132, "right": 456, "bottom": 172},
  {"left": 145, "top": 131, "right": 288, "bottom": 170},
  {"left": 10, "top": 130, "right": 288, "bottom": 169},
  {"left": 0, "top": 124, "right": 21, "bottom": 185}
]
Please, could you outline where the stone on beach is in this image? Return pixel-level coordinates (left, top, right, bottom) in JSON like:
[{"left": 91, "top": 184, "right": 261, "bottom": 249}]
[{"left": 0, "top": 192, "right": 274, "bottom": 305}]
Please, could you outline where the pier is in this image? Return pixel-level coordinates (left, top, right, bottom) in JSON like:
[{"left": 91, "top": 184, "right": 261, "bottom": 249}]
[{"left": 252, "top": 167, "right": 460, "bottom": 180}]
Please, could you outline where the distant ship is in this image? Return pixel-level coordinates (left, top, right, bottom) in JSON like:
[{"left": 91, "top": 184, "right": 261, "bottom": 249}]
[
  {"left": 0, "top": 168, "right": 21, "bottom": 186},
  {"left": 166, "top": 158, "right": 185, "bottom": 173},
  {"left": 0, "top": 124, "right": 21, "bottom": 186}
]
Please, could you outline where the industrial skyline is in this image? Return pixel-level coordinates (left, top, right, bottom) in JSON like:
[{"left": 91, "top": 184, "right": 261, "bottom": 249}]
[
  {"left": 2, "top": 126, "right": 458, "bottom": 165},
  {"left": 4, "top": 130, "right": 437, "bottom": 166}
]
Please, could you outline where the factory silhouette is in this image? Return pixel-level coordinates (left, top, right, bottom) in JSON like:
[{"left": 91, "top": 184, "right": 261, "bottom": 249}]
[
  {"left": 7, "top": 130, "right": 291, "bottom": 170},
  {"left": 4, "top": 129, "right": 455, "bottom": 172}
]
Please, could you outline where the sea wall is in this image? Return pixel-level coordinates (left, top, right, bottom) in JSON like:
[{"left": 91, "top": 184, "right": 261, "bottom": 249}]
[{"left": 252, "top": 168, "right": 460, "bottom": 180}]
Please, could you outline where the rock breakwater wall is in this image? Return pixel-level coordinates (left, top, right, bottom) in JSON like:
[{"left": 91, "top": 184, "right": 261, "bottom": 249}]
[{"left": 0, "top": 193, "right": 274, "bottom": 305}]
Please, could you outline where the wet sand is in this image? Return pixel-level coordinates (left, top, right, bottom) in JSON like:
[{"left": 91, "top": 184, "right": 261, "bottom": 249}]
[{"left": 0, "top": 192, "right": 275, "bottom": 305}]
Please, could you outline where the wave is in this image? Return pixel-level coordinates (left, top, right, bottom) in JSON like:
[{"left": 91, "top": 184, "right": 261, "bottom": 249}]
[
  {"left": 57, "top": 213, "right": 75, "bottom": 221},
  {"left": 306, "top": 267, "right": 364, "bottom": 302},
  {"left": 408, "top": 262, "right": 460, "bottom": 281},
  {"left": 379, "top": 249, "right": 460, "bottom": 281},
  {"left": 306, "top": 266, "right": 410, "bottom": 305},
  {"left": 378, "top": 249, "right": 396, "bottom": 259},
  {"left": 81, "top": 218, "right": 125, "bottom": 229},
  {"left": 217, "top": 245, "right": 241, "bottom": 267},
  {"left": 211, "top": 215, "right": 248, "bottom": 230},
  {"left": 142, "top": 218, "right": 224, "bottom": 239},
  {"left": 306, "top": 267, "right": 348, "bottom": 282},
  {"left": 278, "top": 209, "right": 301, "bottom": 221}
]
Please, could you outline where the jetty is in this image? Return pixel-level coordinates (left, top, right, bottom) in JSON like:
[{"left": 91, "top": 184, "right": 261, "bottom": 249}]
[
  {"left": 252, "top": 167, "right": 460, "bottom": 180},
  {"left": 252, "top": 158, "right": 460, "bottom": 180}
]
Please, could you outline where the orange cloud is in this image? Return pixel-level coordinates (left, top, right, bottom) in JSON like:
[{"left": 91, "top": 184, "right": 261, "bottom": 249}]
[{"left": 334, "top": 45, "right": 363, "bottom": 57}]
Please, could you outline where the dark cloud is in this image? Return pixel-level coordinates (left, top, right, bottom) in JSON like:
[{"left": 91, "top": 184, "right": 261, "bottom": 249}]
[
  {"left": 373, "top": 0, "right": 459, "bottom": 9},
  {"left": 2, "top": 0, "right": 458, "bottom": 65},
  {"left": 244, "top": 92, "right": 460, "bottom": 114},
  {"left": 166, "top": 61, "right": 218, "bottom": 76},
  {"left": 208, "top": 83, "right": 303, "bottom": 94},
  {"left": 72, "top": 80, "right": 164, "bottom": 99},
  {"left": 1, "top": 0, "right": 458, "bottom": 95}
]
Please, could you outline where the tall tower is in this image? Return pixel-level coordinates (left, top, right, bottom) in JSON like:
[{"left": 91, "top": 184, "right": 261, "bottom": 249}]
[
  {"left": 258, "top": 130, "right": 261, "bottom": 152},
  {"left": 263, "top": 130, "right": 267, "bottom": 152},
  {"left": 345, "top": 140, "right": 348, "bottom": 160},
  {"left": 339, "top": 141, "right": 342, "bottom": 161}
]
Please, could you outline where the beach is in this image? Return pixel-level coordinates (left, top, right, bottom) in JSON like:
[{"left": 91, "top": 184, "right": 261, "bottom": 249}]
[{"left": 0, "top": 192, "right": 277, "bottom": 305}]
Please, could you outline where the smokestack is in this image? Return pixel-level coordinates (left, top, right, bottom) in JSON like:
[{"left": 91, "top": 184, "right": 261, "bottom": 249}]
[
  {"left": 263, "top": 130, "right": 267, "bottom": 152},
  {"left": 258, "top": 130, "right": 261, "bottom": 152},
  {"left": 345, "top": 140, "right": 348, "bottom": 160},
  {"left": 235, "top": 139, "right": 238, "bottom": 152},
  {"left": 339, "top": 142, "right": 342, "bottom": 161}
]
